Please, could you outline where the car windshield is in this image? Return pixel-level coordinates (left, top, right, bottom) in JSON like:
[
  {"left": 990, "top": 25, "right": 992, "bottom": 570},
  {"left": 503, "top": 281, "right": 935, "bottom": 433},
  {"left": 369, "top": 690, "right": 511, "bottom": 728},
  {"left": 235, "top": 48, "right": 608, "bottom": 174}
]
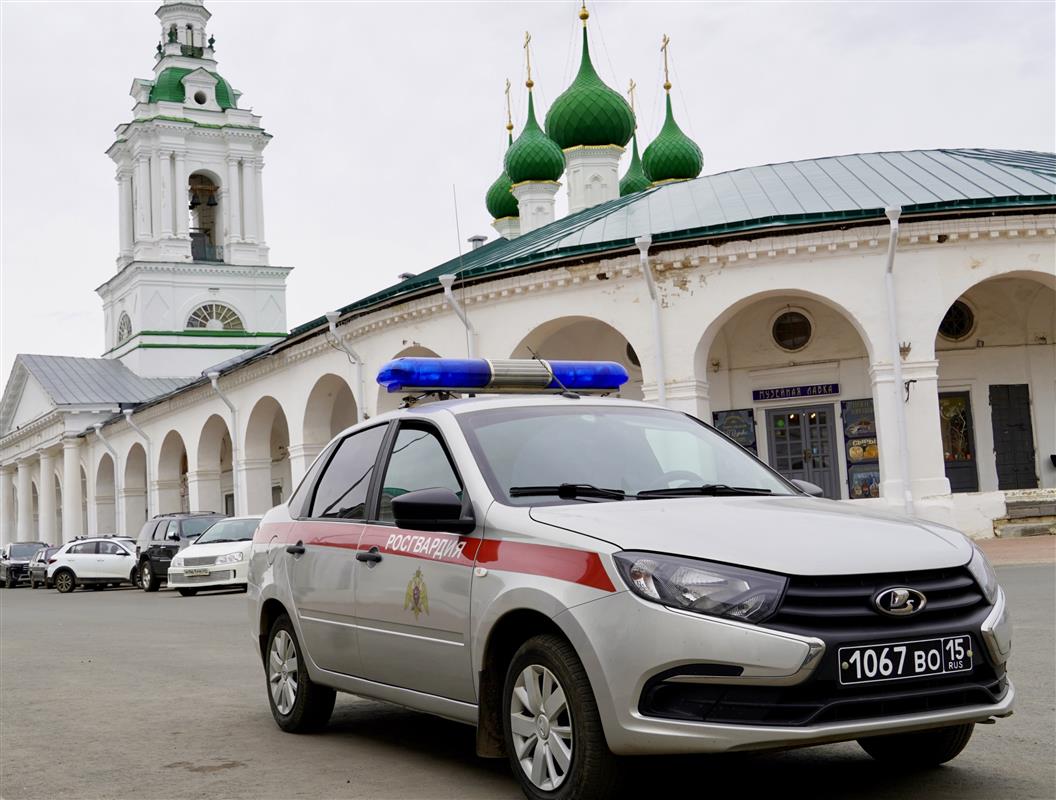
[
  {"left": 9, "top": 543, "right": 45, "bottom": 559},
  {"left": 458, "top": 405, "right": 794, "bottom": 506},
  {"left": 180, "top": 518, "right": 223, "bottom": 539},
  {"left": 192, "top": 518, "right": 259, "bottom": 545}
]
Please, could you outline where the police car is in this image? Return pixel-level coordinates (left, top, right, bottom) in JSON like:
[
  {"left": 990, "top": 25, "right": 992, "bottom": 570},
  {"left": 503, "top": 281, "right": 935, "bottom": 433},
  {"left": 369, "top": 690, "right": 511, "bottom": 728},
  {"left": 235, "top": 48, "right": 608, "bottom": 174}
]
[{"left": 248, "top": 358, "right": 1012, "bottom": 800}]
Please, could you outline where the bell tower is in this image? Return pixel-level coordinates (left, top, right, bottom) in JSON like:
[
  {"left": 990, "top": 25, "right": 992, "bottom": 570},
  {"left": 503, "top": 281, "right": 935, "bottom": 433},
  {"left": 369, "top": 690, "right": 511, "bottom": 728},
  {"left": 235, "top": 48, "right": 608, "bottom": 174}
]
[{"left": 98, "top": 0, "right": 290, "bottom": 378}]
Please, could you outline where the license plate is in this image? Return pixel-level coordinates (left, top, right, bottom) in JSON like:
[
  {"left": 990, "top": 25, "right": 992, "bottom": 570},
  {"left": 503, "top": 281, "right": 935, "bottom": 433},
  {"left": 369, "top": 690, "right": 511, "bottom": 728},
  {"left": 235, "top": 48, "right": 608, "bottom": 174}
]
[
  {"left": 838, "top": 635, "right": 973, "bottom": 685},
  {"left": 185, "top": 568, "right": 210, "bottom": 577}
]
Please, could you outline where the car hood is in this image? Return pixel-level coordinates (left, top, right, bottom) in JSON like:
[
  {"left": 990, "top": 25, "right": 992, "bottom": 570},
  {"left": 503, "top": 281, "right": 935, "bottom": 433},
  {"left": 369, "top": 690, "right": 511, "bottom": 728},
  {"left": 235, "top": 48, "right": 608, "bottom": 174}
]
[
  {"left": 178, "top": 540, "right": 253, "bottom": 559},
  {"left": 528, "top": 496, "right": 972, "bottom": 576}
]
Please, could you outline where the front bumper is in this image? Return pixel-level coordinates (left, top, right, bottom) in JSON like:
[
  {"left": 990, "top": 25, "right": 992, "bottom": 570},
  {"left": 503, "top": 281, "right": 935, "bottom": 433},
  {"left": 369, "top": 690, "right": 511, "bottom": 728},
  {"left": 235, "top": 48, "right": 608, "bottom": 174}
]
[
  {"left": 167, "top": 562, "right": 247, "bottom": 589},
  {"left": 558, "top": 589, "right": 1013, "bottom": 755}
]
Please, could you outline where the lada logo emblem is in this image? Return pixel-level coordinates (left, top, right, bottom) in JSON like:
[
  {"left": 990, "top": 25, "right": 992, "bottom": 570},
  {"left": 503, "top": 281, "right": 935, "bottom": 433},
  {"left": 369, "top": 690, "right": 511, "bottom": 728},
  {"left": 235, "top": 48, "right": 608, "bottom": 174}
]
[{"left": 874, "top": 587, "right": 927, "bottom": 617}]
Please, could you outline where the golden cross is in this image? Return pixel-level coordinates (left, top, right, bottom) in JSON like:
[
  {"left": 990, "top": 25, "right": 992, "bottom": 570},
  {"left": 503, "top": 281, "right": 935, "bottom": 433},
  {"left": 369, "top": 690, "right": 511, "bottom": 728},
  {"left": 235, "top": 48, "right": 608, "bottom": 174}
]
[
  {"left": 661, "top": 34, "right": 671, "bottom": 91},
  {"left": 504, "top": 78, "right": 513, "bottom": 132},
  {"left": 524, "top": 31, "right": 534, "bottom": 88},
  {"left": 627, "top": 78, "right": 637, "bottom": 113}
]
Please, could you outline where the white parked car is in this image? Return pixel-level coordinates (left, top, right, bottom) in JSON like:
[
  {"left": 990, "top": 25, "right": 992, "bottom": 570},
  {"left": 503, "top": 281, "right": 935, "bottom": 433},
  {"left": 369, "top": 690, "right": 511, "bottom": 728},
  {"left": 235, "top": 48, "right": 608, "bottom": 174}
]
[
  {"left": 47, "top": 536, "right": 138, "bottom": 593},
  {"left": 168, "top": 516, "right": 261, "bottom": 596}
]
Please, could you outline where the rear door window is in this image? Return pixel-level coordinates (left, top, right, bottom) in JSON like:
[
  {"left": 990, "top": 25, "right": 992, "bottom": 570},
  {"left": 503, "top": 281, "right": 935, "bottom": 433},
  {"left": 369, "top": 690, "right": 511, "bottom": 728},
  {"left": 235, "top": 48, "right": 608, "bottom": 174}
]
[{"left": 309, "top": 425, "right": 388, "bottom": 520}]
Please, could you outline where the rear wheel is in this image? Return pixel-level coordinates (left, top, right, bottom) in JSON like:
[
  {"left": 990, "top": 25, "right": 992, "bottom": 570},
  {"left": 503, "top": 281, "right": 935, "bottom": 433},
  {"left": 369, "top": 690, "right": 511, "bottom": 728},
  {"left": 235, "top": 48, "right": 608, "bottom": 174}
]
[
  {"left": 54, "top": 570, "right": 76, "bottom": 594},
  {"left": 178, "top": 588, "right": 198, "bottom": 597},
  {"left": 29, "top": 575, "right": 37, "bottom": 589},
  {"left": 502, "top": 634, "right": 623, "bottom": 800},
  {"left": 140, "top": 561, "right": 160, "bottom": 592},
  {"left": 265, "top": 614, "right": 335, "bottom": 733},
  {"left": 858, "top": 723, "right": 975, "bottom": 766}
]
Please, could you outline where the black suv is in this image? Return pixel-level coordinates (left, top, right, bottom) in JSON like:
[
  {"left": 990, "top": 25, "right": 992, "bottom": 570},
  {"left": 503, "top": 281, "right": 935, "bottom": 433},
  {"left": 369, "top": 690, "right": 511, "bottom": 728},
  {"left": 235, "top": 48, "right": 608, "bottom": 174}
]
[
  {"left": 135, "top": 513, "right": 225, "bottom": 591},
  {"left": 0, "top": 541, "right": 48, "bottom": 587}
]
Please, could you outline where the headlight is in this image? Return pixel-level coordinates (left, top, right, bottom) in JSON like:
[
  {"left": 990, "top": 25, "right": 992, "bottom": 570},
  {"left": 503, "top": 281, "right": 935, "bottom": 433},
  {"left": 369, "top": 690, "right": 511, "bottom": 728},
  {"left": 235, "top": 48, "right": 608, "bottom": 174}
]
[
  {"left": 215, "top": 551, "right": 244, "bottom": 565},
  {"left": 171, "top": 557, "right": 183, "bottom": 568},
  {"left": 612, "top": 551, "right": 787, "bottom": 623},
  {"left": 966, "top": 545, "right": 999, "bottom": 604}
]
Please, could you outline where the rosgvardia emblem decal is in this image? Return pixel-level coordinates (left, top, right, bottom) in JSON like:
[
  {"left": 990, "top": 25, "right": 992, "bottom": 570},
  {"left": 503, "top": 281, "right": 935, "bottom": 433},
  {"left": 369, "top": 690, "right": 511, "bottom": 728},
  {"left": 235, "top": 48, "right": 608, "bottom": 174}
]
[{"left": 405, "top": 568, "right": 429, "bottom": 619}]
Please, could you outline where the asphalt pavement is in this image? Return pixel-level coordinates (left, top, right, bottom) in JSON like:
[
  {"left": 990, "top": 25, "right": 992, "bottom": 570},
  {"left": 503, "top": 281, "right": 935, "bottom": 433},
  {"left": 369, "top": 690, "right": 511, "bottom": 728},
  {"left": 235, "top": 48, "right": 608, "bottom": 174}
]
[{"left": 0, "top": 563, "right": 1053, "bottom": 800}]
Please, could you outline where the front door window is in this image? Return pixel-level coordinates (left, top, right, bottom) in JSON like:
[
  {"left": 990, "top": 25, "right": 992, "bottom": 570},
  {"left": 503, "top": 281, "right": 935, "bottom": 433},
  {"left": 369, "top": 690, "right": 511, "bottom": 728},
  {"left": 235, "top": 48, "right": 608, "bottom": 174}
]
[
  {"left": 939, "top": 392, "right": 979, "bottom": 493},
  {"left": 766, "top": 404, "right": 839, "bottom": 498}
]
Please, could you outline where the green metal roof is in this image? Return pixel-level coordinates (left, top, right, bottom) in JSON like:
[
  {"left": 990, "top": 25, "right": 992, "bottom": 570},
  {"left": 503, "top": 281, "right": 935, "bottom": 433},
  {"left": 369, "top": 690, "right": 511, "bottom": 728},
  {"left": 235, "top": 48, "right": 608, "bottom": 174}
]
[
  {"left": 485, "top": 133, "right": 519, "bottom": 220},
  {"left": 545, "top": 28, "right": 635, "bottom": 149},
  {"left": 505, "top": 90, "right": 565, "bottom": 184},
  {"left": 642, "top": 93, "right": 703, "bottom": 184},
  {"left": 279, "top": 148, "right": 1054, "bottom": 339},
  {"left": 148, "top": 67, "right": 236, "bottom": 109},
  {"left": 619, "top": 133, "right": 650, "bottom": 197}
]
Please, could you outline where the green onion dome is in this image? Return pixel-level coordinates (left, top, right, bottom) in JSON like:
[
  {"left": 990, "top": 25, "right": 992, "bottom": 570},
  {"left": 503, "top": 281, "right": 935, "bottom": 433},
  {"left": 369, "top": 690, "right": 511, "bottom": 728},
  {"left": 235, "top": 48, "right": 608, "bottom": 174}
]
[
  {"left": 545, "top": 27, "right": 635, "bottom": 149},
  {"left": 619, "top": 133, "right": 650, "bottom": 196},
  {"left": 642, "top": 94, "right": 703, "bottom": 184},
  {"left": 149, "top": 67, "right": 236, "bottom": 108},
  {"left": 504, "top": 90, "right": 565, "bottom": 184},
  {"left": 486, "top": 133, "right": 520, "bottom": 220}
]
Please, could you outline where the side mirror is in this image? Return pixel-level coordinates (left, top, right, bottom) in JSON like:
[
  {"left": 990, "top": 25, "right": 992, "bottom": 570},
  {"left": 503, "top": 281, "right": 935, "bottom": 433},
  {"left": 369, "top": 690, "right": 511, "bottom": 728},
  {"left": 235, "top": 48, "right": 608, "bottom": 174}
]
[
  {"left": 167, "top": 532, "right": 180, "bottom": 542},
  {"left": 791, "top": 479, "right": 825, "bottom": 497},
  {"left": 117, "top": 551, "right": 130, "bottom": 556},
  {"left": 392, "top": 488, "right": 475, "bottom": 534}
]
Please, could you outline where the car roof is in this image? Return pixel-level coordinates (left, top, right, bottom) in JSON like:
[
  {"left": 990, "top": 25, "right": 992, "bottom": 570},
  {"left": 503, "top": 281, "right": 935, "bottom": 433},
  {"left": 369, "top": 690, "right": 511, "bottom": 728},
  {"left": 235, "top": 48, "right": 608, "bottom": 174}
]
[{"left": 369, "top": 393, "right": 665, "bottom": 423}]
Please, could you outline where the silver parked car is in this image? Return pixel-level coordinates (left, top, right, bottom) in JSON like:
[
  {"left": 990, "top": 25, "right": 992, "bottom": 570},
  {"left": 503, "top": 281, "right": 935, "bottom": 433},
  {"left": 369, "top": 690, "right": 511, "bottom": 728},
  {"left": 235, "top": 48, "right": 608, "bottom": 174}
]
[{"left": 247, "top": 358, "right": 1013, "bottom": 800}]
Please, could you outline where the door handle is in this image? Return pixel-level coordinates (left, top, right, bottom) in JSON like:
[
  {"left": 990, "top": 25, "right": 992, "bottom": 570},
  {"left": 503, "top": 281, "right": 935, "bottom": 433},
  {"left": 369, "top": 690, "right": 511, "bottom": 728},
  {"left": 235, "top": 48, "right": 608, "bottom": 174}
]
[
  {"left": 356, "top": 547, "right": 383, "bottom": 565},
  {"left": 286, "top": 541, "right": 305, "bottom": 556}
]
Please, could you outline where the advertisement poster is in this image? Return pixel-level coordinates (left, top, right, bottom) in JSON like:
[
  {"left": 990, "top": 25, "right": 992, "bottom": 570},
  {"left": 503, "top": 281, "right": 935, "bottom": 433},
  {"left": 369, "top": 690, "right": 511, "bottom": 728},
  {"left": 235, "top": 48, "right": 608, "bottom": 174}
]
[
  {"left": 841, "top": 399, "right": 880, "bottom": 498},
  {"left": 713, "top": 409, "right": 757, "bottom": 454}
]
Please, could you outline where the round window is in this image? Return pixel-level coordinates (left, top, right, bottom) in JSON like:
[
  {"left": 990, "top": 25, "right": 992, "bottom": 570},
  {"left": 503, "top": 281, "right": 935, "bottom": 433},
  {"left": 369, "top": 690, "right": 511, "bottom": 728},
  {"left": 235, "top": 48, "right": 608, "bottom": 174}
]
[
  {"left": 772, "top": 311, "right": 812, "bottom": 351},
  {"left": 938, "top": 300, "right": 974, "bottom": 341},
  {"left": 194, "top": 90, "right": 208, "bottom": 105}
]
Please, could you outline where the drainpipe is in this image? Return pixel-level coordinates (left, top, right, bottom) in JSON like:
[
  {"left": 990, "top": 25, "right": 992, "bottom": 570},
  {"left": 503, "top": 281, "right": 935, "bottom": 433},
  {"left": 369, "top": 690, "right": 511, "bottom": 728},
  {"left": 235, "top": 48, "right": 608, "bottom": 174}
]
[
  {"left": 122, "top": 409, "right": 153, "bottom": 519},
  {"left": 883, "top": 206, "right": 914, "bottom": 517},
  {"left": 438, "top": 274, "right": 477, "bottom": 358},
  {"left": 325, "top": 312, "right": 365, "bottom": 424},
  {"left": 93, "top": 423, "right": 124, "bottom": 536},
  {"left": 636, "top": 235, "right": 667, "bottom": 406},
  {"left": 207, "top": 372, "right": 240, "bottom": 515}
]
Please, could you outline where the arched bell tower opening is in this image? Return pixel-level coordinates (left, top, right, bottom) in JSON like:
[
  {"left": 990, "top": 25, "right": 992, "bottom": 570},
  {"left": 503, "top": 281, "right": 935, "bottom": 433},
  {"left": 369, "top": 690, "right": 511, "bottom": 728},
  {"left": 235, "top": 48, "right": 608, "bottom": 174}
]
[{"left": 188, "top": 173, "right": 222, "bottom": 262}]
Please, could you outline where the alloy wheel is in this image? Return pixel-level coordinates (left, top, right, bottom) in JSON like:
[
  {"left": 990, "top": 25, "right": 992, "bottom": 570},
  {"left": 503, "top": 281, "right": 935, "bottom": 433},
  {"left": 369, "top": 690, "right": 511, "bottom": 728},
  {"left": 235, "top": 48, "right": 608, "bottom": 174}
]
[
  {"left": 509, "top": 664, "right": 574, "bottom": 791},
  {"left": 56, "top": 573, "right": 72, "bottom": 593},
  {"left": 269, "top": 630, "right": 299, "bottom": 715}
]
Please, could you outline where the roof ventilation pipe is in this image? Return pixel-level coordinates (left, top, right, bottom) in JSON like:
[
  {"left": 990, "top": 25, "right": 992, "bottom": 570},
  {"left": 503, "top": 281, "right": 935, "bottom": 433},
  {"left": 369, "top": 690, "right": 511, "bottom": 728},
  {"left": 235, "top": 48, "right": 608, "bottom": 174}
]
[
  {"left": 882, "top": 207, "right": 914, "bottom": 517},
  {"left": 324, "top": 312, "right": 365, "bottom": 424},
  {"left": 122, "top": 409, "right": 153, "bottom": 519},
  {"left": 207, "top": 371, "right": 240, "bottom": 515},
  {"left": 93, "top": 423, "right": 125, "bottom": 536},
  {"left": 467, "top": 235, "right": 487, "bottom": 250},
  {"left": 636, "top": 235, "right": 666, "bottom": 406},
  {"left": 438, "top": 274, "right": 478, "bottom": 358}
]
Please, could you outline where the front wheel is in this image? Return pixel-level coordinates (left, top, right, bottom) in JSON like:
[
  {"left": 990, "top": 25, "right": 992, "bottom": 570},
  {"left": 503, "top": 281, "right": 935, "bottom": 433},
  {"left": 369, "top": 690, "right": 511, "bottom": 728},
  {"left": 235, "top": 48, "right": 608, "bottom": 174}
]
[
  {"left": 54, "top": 570, "right": 76, "bottom": 594},
  {"left": 502, "top": 634, "right": 623, "bottom": 800},
  {"left": 858, "top": 723, "right": 975, "bottom": 766},
  {"left": 29, "top": 576, "right": 36, "bottom": 589},
  {"left": 140, "top": 561, "right": 160, "bottom": 592},
  {"left": 178, "top": 588, "right": 198, "bottom": 597},
  {"left": 265, "top": 614, "right": 335, "bottom": 733}
]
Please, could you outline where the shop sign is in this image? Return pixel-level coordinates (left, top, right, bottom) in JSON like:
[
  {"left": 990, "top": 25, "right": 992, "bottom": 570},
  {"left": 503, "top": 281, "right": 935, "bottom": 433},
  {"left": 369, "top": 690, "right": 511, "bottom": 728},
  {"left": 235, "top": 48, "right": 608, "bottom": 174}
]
[
  {"left": 752, "top": 383, "right": 840, "bottom": 402},
  {"left": 713, "top": 409, "right": 757, "bottom": 454},
  {"left": 841, "top": 398, "right": 880, "bottom": 499}
]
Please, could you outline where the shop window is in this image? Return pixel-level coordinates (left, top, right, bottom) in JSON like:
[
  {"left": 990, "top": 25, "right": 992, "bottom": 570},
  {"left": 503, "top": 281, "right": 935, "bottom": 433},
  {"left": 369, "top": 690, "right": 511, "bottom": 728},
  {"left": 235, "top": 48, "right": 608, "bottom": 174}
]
[
  {"left": 939, "top": 391, "right": 979, "bottom": 493},
  {"left": 772, "top": 311, "right": 812, "bottom": 351},
  {"left": 939, "top": 300, "right": 975, "bottom": 341}
]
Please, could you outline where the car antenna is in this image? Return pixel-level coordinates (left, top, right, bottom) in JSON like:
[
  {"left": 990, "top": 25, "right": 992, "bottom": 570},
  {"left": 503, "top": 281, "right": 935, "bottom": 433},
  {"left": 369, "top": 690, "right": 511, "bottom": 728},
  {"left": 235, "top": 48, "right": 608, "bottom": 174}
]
[{"left": 527, "top": 346, "right": 579, "bottom": 399}]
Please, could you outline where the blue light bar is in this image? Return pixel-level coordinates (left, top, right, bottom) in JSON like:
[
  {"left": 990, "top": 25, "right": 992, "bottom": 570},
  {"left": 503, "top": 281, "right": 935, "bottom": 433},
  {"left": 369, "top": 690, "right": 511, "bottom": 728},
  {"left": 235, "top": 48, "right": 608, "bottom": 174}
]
[{"left": 376, "top": 358, "right": 629, "bottom": 393}]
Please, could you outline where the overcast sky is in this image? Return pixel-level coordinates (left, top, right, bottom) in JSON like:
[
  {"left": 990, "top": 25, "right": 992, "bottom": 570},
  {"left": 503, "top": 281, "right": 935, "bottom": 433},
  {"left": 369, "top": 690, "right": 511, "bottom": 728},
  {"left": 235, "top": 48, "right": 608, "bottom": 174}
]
[{"left": 2, "top": 0, "right": 1053, "bottom": 382}]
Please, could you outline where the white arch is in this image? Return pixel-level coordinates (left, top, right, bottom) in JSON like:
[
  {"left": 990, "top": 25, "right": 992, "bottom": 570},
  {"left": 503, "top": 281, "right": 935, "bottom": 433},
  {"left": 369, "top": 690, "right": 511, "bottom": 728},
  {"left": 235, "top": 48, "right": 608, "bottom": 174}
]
[
  {"left": 123, "top": 443, "right": 148, "bottom": 534},
  {"left": 157, "top": 430, "right": 188, "bottom": 515},
  {"left": 376, "top": 346, "right": 442, "bottom": 415},
  {"left": 302, "top": 373, "right": 358, "bottom": 446},
  {"left": 243, "top": 396, "right": 291, "bottom": 513}
]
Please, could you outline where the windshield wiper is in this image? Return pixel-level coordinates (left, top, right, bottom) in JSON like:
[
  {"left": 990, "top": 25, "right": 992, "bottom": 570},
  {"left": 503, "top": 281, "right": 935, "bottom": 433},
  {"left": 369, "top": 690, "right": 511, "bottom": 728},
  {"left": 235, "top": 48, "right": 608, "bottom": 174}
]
[
  {"left": 509, "top": 483, "right": 628, "bottom": 501},
  {"left": 637, "top": 484, "right": 774, "bottom": 498}
]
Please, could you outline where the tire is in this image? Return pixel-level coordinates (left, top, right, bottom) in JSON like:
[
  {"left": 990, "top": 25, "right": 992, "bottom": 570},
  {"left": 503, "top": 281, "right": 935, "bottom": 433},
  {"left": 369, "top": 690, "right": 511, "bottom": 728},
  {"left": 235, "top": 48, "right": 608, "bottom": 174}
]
[
  {"left": 265, "top": 614, "right": 335, "bottom": 733},
  {"left": 130, "top": 569, "right": 141, "bottom": 589},
  {"left": 502, "top": 634, "right": 623, "bottom": 800},
  {"left": 140, "top": 561, "right": 160, "bottom": 592},
  {"left": 54, "top": 570, "right": 76, "bottom": 594},
  {"left": 178, "top": 588, "right": 198, "bottom": 597},
  {"left": 858, "top": 723, "right": 975, "bottom": 766},
  {"left": 29, "top": 576, "right": 36, "bottom": 589}
]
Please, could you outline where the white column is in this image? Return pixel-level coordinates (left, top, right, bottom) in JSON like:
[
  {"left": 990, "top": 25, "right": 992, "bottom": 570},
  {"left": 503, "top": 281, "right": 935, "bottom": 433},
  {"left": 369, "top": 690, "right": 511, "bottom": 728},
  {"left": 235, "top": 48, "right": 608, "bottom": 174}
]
[
  {"left": 287, "top": 443, "right": 322, "bottom": 489},
  {"left": 62, "top": 439, "right": 84, "bottom": 543},
  {"left": 149, "top": 152, "right": 163, "bottom": 238},
  {"left": 240, "top": 458, "right": 272, "bottom": 514},
  {"left": 226, "top": 156, "right": 242, "bottom": 242},
  {"left": 0, "top": 466, "right": 14, "bottom": 545},
  {"left": 38, "top": 450, "right": 57, "bottom": 543},
  {"left": 118, "top": 170, "right": 134, "bottom": 258},
  {"left": 158, "top": 150, "right": 174, "bottom": 237},
  {"left": 187, "top": 469, "right": 222, "bottom": 514},
  {"left": 16, "top": 460, "right": 32, "bottom": 540},
  {"left": 492, "top": 217, "right": 520, "bottom": 240},
  {"left": 241, "top": 157, "right": 259, "bottom": 243},
  {"left": 511, "top": 182, "right": 561, "bottom": 235},
  {"left": 133, "top": 155, "right": 152, "bottom": 241},
  {"left": 563, "top": 145, "right": 622, "bottom": 214},
  {"left": 173, "top": 152, "right": 189, "bottom": 237},
  {"left": 664, "top": 379, "right": 711, "bottom": 421},
  {"left": 254, "top": 159, "right": 266, "bottom": 246}
]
